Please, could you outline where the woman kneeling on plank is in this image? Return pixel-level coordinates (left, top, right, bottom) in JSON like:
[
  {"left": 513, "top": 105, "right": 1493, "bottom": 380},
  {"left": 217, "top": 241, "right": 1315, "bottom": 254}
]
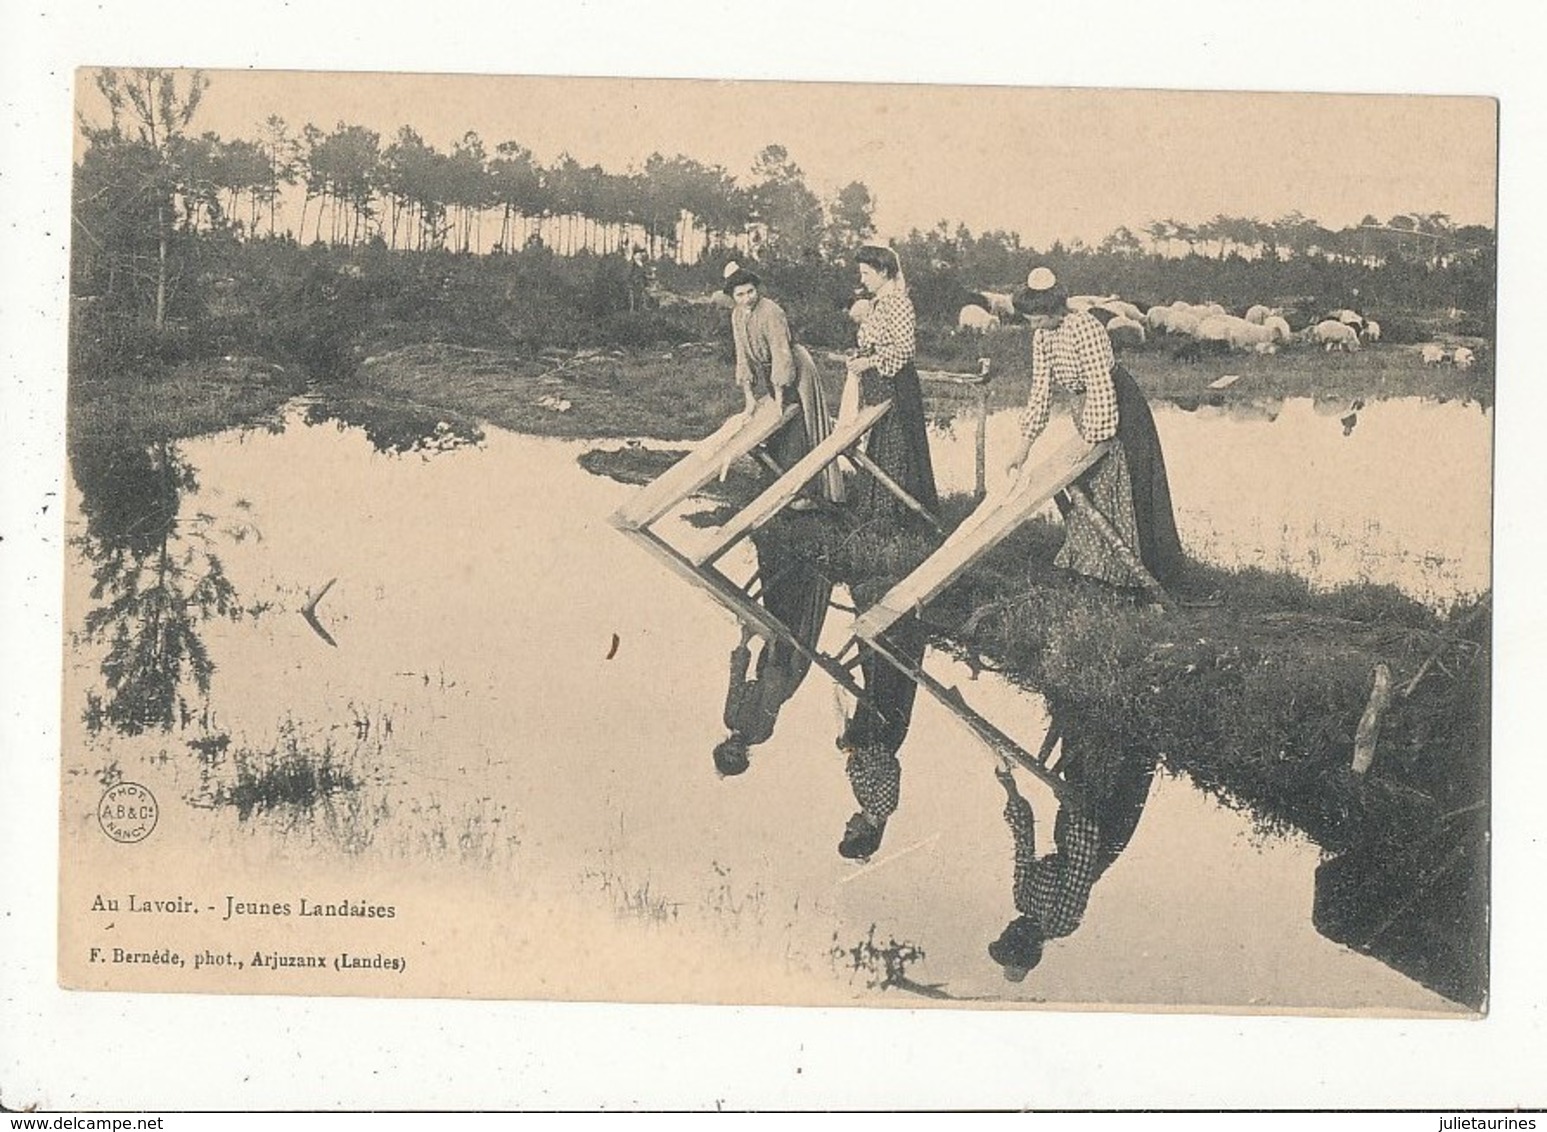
[
  {"left": 1004, "top": 266, "right": 1190, "bottom": 595},
  {"left": 724, "top": 261, "right": 843, "bottom": 509}
]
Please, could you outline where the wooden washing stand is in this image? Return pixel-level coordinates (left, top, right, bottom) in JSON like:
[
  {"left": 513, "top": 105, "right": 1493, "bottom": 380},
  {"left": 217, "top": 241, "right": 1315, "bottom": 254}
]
[
  {"left": 838, "top": 422, "right": 1173, "bottom": 800},
  {"left": 609, "top": 360, "right": 990, "bottom": 715},
  {"left": 608, "top": 395, "right": 932, "bottom": 706}
]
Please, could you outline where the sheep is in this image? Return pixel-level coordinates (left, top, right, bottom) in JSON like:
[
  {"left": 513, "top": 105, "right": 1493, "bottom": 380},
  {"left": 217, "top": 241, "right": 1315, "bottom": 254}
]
[
  {"left": 1362, "top": 319, "right": 1381, "bottom": 343},
  {"left": 1167, "top": 310, "right": 1203, "bottom": 337},
  {"left": 1067, "top": 294, "right": 1117, "bottom": 313},
  {"left": 1226, "top": 321, "right": 1277, "bottom": 352},
  {"left": 1105, "top": 315, "right": 1147, "bottom": 349},
  {"left": 1097, "top": 299, "right": 1145, "bottom": 323},
  {"left": 957, "top": 304, "right": 1000, "bottom": 332},
  {"left": 972, "top": 290, "right": 1017, "bottom": 319},
  {"left": 1146, "top": 305, "right": 1173, "bottom": 333},
  {"left": 1196, "top": 316, "right": 1237, "bottom": 345},
  {"left": 1263, "top": 315, "right": 1293, "bottom": 345},
  {"left": 1314, "top": 319, "right": 1361, "bottom": 352},
  {"left": 1331, "top": 308, "right": 1365, "bottom": 330},
  {"left": 1420, "top": 342, "right": 1447, "bottom": 365},
  {"left": 1452, "top": 346, "right": 1476, "bottom": 370},
  {"left": 1244, "top": 304, "right": 1272, "bottom": 326}
]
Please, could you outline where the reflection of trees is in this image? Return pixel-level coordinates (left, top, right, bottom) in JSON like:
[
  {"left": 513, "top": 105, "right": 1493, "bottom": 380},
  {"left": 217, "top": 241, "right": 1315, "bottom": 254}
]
[
  {"left": 302, "top": 391, "right": 484, "bottom": 456},
  {"left": 71, "top": 436, "right": 245, "bottom": 736}
]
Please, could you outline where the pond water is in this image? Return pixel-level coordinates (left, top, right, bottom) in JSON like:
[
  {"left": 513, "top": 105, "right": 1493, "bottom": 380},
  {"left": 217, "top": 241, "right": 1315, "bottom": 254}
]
[
  {"left": 58, "top": 394, "right": 1488, "bottom": 1012},
  {"left": 928, "top": 396, "right": 1492, "bottom": 610}
]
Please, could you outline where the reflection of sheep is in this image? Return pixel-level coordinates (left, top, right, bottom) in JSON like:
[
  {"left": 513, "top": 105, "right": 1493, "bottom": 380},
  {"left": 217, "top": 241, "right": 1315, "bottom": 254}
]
[
  {"left": 1452, "top": 346, "right": 1476, "bottom": 370},
  {"left": 1314, "top": 320, "right": 1361, "bottom": 352},
  {"left": 1420, "top": 343, "right": 1447, "bottom": 365},
  {"left": 1363, "top": 319, "right": 1381, "bottom": 343},
  {"left": 1105, "top": 315, "right": 1147, "bottom": 349},
  {"left": 957, "top": 304, "right": 999, "bottom": 331}
]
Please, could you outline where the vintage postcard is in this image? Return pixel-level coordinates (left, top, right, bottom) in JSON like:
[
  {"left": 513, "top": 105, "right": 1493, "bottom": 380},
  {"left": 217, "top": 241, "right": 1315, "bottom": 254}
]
[{"left": 57, "top": 68, "right": 1496, "bottom": 1023}]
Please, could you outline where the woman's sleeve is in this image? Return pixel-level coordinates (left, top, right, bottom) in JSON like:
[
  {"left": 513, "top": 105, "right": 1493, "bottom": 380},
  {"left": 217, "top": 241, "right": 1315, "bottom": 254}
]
[
  {"left": 764, "top": 304, "right": 797, "bottom": 389},
  {"left": 1072, "top": 316, "right": 1119, "bottom": 443},
  {"left": 731, "top": 309, "right": 753, "bottom": 391},
  {"left": 869, "top": 294, "right": 916, "bottom": 379},
  {"left": 1020, "top": 330, "right": 1053, "bottom": 443},
  {"left": 723, "top": 643, "right": 751, "bottom": 729},
  {"left": 1004, "top": 790, "right": 1038, "bottom": 912}
]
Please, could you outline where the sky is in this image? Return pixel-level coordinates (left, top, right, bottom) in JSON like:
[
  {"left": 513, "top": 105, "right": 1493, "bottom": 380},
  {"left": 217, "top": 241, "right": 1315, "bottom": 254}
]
[{"left": 73, "top": 70, "right": 1497, "bottom": 250}]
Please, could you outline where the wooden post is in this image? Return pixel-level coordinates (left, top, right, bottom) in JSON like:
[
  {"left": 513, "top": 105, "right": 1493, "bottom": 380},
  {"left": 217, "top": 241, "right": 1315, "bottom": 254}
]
[
  {"left": 1351, "top": 663, "right": 1393, "bottom": 775},
  {"left": 975, "top": 385, "right": 989, "bottom": 501}
]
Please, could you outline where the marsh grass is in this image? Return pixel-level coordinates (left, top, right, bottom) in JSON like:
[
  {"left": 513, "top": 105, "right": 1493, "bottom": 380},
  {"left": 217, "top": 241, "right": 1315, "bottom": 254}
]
[
  {"left": 193, "top": 725, "right": 361, "bottom": 823},
  {"left": 69, "top": 355, "right": 302, "bottom": 450}
]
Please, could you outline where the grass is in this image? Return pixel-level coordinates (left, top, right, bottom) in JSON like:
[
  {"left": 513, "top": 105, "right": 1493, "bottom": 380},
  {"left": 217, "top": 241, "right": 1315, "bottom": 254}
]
[{"left": 68, "top": 355, "right": 303, "bottom": 450}]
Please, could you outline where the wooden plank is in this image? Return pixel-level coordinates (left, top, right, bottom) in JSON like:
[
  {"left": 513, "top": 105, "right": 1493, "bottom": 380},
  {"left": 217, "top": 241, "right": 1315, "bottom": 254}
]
[
  {"left": 852, "top": 432, "right": 1112, "bottom": 642},
  {"left": 864, "top": 634, "right": 1073, "bottom": 802},
  {"left": 609, "top": 400, "right": 799, "bottom": 530},
  {"left": 616, "top": 526, "right": 871, "bottom": 706},
  {"left": 690, "top": 400, "right": 894, "bottom": 568}
]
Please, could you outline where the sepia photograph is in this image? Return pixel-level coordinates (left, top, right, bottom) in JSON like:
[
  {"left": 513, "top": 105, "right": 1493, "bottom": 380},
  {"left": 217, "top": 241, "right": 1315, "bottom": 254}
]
[
  {"left": 6, "top": 0, "right": 1545, "bottom": 1113},
  {"left": 56, "top": 66, "right": 1497, "bottom": 1016}
]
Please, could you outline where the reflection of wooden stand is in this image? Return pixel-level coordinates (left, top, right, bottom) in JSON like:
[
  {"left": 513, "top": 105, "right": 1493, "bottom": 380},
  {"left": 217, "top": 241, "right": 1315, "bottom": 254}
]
[{"left": 852, "top": 632, "right": 1077, "bottom": 802}]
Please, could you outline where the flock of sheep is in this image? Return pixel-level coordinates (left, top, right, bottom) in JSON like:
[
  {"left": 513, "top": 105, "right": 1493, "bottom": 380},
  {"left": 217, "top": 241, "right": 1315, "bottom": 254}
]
[{"left": 955, "top": 292, "right": 1477, "bottom": 368}]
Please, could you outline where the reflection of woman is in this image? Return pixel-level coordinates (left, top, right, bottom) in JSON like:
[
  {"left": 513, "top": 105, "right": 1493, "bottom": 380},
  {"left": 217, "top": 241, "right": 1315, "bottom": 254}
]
[
  {"left": 1004, "top": 266, "right": 1187, "bottom": 591},
  {"left": 713, "top": 539, "right": 835, "bottom": 776},
  {"left": 723, "top": 262, "right": 843, "bottom": 507},
  {"left": 835, "top": 618, "right": 926, "bottom": 860},
  {"left": 988, "top": 727, "right": 1158, "bottom": 980},
  {"left": 845, "top": 245, "right": 939, "bottom": 524}
]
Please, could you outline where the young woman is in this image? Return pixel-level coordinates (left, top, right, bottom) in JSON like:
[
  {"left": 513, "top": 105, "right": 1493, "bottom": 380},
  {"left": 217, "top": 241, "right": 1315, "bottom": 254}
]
[
  {"left": 1005, "top": 266, "right": 1187, "bottom": 591},
  {"left": 723, "top": 262, "right": 842, "bottom": 507},
  {"left": 845, "top": 244, "right": 939, "bottom": 524}
]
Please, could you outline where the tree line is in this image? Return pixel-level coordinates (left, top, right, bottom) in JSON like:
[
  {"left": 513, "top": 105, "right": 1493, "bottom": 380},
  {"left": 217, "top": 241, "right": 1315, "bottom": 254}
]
[{"left": 71, "top": 68, "right": 1496, "bottom": 335}]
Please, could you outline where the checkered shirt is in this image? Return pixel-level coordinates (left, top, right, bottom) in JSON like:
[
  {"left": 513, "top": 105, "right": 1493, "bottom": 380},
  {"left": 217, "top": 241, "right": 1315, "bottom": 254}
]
[
  {"left": 1020, "top": 310, "right": 1120, "bottom": 445},
  {"left": 856, "top": 283, "right": 917, "bottom": 379},
  {"left": 1004, "top": 790, "right": 1101, "bottom": 939}
]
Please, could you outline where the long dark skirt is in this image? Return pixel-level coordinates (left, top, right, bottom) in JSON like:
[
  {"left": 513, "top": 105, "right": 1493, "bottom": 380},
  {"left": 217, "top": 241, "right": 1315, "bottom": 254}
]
[
  {"left": 1111, "top": 364, "right": 1186, "bottom": 589},
  {"left": 853, "top": 362, "right": 939, "bottom": 523}
]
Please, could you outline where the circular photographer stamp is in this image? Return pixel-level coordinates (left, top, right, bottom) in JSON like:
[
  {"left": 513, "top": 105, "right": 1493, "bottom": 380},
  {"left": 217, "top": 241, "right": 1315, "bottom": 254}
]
[{"left": 98, "top": 782, "right": 159, "bottom": 844}]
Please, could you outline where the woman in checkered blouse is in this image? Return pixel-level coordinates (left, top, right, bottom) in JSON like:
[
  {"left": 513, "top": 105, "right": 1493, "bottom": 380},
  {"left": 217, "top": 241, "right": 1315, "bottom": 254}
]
[
  {"left": 844, "top": 245, "right": 940, "bottom": 525},
  {"left": 1005, "top": 266, "right": 1186, "bottom": 591}
]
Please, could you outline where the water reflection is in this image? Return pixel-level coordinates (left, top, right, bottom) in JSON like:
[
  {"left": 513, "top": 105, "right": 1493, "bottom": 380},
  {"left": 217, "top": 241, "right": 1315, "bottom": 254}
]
[
  {"left": 714, "top": 535, "right": 835, "bottom": 776},
  {"left": 837, "top": 621, "right": 927, "bottom": 861},
  {"left": 987, "top": 719, "right": 1159, "bottom": 980},
  {"left": 69, "top": 435, "right": 249, "bottom": 736},
  {"left": 302, "top": 389, "right": 485, "bottom": 456}
]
